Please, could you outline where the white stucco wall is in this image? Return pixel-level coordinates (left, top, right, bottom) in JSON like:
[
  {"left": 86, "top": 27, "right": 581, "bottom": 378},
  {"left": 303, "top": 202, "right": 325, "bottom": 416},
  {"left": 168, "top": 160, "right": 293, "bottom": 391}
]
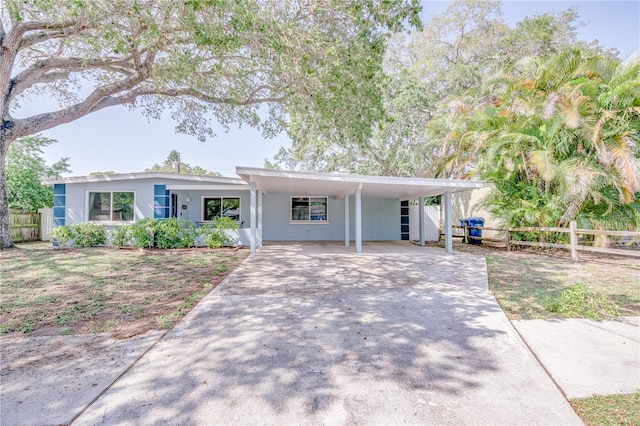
[
  {"left": 446, "top": 187, "right": 501, "bottom": 228},
  {"left": 172, "top": 190, "right": 251, "bottom": 228},
  {"left": 261, "top": 192, "right": 400, "bottom": 241},
  {"left": 62, "top": 177, "right": 250, "bottom": 227},
  {"left": 60, "top": 179, "right": 401, "bottom": 242},
  {"left": 64, "top": 179, "right": 153, "bottom": 224}
]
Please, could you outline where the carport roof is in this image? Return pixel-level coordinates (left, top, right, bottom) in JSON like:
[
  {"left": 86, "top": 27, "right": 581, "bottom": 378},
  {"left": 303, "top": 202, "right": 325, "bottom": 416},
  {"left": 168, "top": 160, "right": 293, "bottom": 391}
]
[{"left": 236, "top": 167, "right": 488, "bottom": 200}]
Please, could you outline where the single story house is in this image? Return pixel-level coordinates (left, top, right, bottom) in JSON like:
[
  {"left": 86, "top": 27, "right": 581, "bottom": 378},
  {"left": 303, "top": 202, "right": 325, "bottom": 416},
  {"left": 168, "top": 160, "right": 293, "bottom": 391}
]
[{"left": 43, "top": 166, "right": 488, "bottom": 253}]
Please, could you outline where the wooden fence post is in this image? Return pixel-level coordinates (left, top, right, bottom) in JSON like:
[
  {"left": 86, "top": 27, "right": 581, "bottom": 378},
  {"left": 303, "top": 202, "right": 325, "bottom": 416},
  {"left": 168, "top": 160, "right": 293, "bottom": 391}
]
[
  {"left": 570, "top": 220, "right": 578, "bottom": 262},
  {"left": 504, "top": 226, "right": 510, "bottom": 251},
  {"left": 463, "top": 222, "right": 469, "bottom": 244}
]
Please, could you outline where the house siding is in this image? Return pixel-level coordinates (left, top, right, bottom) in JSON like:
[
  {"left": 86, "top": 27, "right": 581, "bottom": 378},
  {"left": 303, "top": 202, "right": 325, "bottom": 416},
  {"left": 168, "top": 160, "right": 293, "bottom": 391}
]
[
  {"left": 261, "top": 192, "right": 399, "bottom": 241},
  {"left": 176, "top": 190, "right": 251, "bottom": 227},
  {"left": 62, "top": 178, "right": 249, "bottom": 226},
  {"left": 57, "top": 177, "right": 401, "bottom": 244}
]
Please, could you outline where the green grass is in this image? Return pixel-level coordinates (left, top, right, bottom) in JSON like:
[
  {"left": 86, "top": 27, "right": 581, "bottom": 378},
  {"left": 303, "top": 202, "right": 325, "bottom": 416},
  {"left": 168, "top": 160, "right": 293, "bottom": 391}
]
[
  {"left": 0, "top": 244, "right": 248, "bottom": 336},
  {"left": 485, "top": 252, "right": 640, "bottom": 320},
  {"left": 571, "top": 392, "right": 640, "bottom": 425},
  {"left": 543, "top": 283, "right": 619, "bottom": 320}
]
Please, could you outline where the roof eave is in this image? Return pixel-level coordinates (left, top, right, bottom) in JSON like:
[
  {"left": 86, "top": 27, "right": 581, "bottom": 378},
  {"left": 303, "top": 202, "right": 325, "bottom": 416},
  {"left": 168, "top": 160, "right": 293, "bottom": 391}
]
[{"left": 42, "top": 172, "right": 245, "bottom": 186}]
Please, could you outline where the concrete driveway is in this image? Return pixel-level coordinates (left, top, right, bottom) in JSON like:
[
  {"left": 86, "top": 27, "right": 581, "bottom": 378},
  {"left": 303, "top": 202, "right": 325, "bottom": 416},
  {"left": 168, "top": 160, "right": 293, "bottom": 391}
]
[{"left": 76, "top": 242, "right": 580, "bottom": 425}]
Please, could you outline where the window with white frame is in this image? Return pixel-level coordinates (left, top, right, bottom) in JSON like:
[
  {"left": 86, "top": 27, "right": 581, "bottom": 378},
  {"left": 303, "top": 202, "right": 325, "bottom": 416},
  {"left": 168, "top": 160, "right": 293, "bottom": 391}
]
[
  {"left": 202, "top": 197, "right": 241, "bottom": 221},
  {"left": 88, "top": 191, "right": 135, "bottom": 222},
  {"left": 291, "top": 196, "right": 328, "bottom": 222}
]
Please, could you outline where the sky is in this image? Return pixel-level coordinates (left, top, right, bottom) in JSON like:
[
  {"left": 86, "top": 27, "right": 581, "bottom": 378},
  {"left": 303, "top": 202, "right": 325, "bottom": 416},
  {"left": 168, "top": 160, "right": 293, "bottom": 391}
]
[{"left": 26, "top": 0, "right": 640, "bottom": 177}]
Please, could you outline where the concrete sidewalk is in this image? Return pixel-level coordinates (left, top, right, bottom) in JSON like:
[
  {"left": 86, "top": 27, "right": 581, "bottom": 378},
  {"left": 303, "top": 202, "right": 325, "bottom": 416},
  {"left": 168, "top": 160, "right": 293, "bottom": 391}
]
[
  {"left": 0, "top": 331, "right": 164, "bottom": 426},
  {"left": 513, "top": 317, "right": 640, "bottom": 399},
  {"left": 74, "top": 243, "right": 581, "bottom": 425}
]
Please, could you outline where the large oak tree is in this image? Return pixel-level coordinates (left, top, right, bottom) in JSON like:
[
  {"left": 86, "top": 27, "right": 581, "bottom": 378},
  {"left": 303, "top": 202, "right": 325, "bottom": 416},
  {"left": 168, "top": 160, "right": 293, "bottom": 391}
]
[
  {"left": 0, "top": 0, "right": 420, "bottom": 248},
  {"left": 270, "top": 0, "right": 616, "bottom": 177}
]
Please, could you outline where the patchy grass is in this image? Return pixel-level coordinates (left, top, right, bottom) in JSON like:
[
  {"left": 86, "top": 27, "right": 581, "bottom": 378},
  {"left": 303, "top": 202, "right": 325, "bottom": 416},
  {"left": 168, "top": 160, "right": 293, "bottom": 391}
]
[
  {"left": 427, "top": 241, "right": 640, "bottom": 320},
  {"left": 543, "top": 283, "right": 619, "bottom": 320},
  {"left": 0, "top": 242, "right": 248, "bottom": 337},
  {"left": 571, "top": 392, "right": 640, "bottom": 426},
  {"left": 485, "top": 250, "right": 639, "bottom": 320}
]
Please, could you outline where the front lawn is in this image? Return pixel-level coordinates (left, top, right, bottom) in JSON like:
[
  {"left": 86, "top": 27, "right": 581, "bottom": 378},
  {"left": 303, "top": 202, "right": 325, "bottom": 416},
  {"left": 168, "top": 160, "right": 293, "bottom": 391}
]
[
  {"left": 571, "top": 392, "right": 640, "bottom": 426},
  {"left": 485, "top": 250, "right": 639, "bottom": 320},
  {"left": 0, "top": 243, "right": 248, "bottom": 337},
  {"left": 429, "top": 241, "right": 640, "bottom": 320}
]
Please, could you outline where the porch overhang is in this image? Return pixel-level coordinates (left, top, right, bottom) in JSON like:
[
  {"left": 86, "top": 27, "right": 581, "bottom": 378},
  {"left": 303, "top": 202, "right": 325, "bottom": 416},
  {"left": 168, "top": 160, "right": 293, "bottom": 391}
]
[
  {"left": 235, "top": 167, "right": 487, "bottom": 200},
  {"left": 235, "top": 167, "right": 489, "bottom": 254}
]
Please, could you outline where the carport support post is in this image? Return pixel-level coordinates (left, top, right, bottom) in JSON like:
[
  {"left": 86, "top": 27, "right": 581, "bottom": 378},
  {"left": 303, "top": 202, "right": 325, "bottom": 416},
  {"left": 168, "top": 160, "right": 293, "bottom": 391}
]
[
  {"left": 344, "top": 194, "right": 350, "bottom": 247},
  {"left": 444, "top": 192, "right": 453, "bottom": 253},
  {"left": 355, "top": 187, "right": 362, "bottom": 253},
  {"left": 419, "top": 196, "right": 425, "bottom": 246},
  {"left": 250, "top": 182, "right": 257, "bottom": 253},
  {"left": 258, "top": 190, "right": 262, "bottom": 248}
]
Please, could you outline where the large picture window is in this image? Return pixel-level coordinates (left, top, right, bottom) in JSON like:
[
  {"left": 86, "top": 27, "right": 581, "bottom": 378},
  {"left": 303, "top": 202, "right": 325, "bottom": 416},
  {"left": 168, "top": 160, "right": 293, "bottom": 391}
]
[
  {"left": 88, "top": 191, "right": 134, "bottom": 222},
  {"left": 291, "top": 196, "right": 328, "bottom": 222},
  {"left": 203, "top": 197, "right": 241, "bottom": 221}
]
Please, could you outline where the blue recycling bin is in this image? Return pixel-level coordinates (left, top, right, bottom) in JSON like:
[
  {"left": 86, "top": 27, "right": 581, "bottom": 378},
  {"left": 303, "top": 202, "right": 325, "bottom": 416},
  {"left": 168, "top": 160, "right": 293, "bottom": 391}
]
[{"left": 460, "top": 217, "right": 484, "bottom": 245}]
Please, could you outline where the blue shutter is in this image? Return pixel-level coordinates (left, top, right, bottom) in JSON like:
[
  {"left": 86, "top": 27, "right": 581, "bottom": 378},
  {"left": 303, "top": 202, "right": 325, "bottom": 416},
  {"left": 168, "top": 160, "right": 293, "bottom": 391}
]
[
  {"left": 154, "top": 185, "right": 170, "bottom": 219},
  {"left": 53, "top": 184, "right": 66, "bottom": 226}
]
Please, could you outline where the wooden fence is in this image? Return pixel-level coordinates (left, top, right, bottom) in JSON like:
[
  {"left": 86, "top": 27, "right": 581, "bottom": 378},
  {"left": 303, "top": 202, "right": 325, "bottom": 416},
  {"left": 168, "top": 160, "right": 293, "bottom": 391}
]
[
  {"left": 9, "top": 209, "right": 41, "bottom": 243},
  {"left": 454, "top": 221, "right": 640, "bottom": 261}
]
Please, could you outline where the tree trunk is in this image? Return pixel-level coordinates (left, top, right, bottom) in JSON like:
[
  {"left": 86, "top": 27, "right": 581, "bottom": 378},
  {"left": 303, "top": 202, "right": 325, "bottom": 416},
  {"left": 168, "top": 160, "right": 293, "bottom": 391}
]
[{"left": 0, "top": 133, "right": 15, "bottom": 249}]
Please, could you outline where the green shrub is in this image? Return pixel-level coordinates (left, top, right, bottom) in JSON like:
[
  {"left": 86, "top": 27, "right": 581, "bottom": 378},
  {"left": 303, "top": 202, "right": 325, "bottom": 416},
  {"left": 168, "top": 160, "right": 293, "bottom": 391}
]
[
  {"left": 155, "top": 218, "right": 197, "bottom": 249},
  {"left": 70, "top": 222, "right": 107, "bottom": 247},
  {"left": 178, "top": 220, "right": 198, "bottom": 248},
  {"left": 50, "top": 223, "right": 107, "bottom": 247},
  {"left": 110, "top": 225, "right": 132, "bottom": 247},
  {"left": 201, "top": 216, "right": 239, "bottom": 248},
  {"left": 128, "top": 218, "right": 157, "bottom": 249},
  {"left": 543, "top": 283, "right": 619, "bottom": 320},
  {"left": 50, "top": 225, "right": 74, "bottom": 248}
]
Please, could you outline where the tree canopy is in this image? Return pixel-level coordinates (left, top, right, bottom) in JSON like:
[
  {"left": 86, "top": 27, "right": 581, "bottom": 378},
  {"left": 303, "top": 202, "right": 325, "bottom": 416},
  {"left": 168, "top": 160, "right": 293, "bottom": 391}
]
[
  {"left": 7, "top": 135, "right": 70, "bottom": 211},
  {"left": 435, "top": 50, "right": 640, "bottom": 230},
  {"left": 145, "top": 150, "right": 219, "bottom": 175},
  {"left": 270, "top": 0, "right": 617, "bottom": 176},
  {"left": 0, "top": 0, "right": 421, "bottom": 248}
]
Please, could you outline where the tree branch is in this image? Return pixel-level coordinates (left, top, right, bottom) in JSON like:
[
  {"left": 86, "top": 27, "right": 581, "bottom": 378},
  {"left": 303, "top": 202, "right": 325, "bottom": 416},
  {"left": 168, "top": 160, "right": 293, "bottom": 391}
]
[
  {"left": 96, "top": 84, "right": 287, "bottom": 111},
  {"left": 9, "top": 20, "right": 79, "bottom": 50},
  {"left": 11, "top": 49, "right": 156, "bottom": 138},
  {"left": 9, "top": 56, "right": 137, "bottom": 101}
]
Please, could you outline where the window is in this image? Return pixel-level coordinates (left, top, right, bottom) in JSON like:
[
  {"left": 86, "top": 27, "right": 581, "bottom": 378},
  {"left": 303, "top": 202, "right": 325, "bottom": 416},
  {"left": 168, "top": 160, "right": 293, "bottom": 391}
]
[
  {"left": 203, "top": 197, "right": 240, "bottom": 221},
  {"left": 88, "top": 191, "right": 134, "bottom": 222},
  {"left": 291, "top": 197, "right": 328, "bottom": 222}
]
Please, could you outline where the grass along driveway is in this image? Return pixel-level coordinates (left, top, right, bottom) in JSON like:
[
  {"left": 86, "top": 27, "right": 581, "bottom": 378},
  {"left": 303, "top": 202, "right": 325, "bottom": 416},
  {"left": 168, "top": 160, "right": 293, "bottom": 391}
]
[
  {"left": 425, "top": 241, "right": 639, "bottom": 320},
  {"left": 486, "top": 250, "right": 639, "bottom": 320},
  {"left": 0, "top": 243, "right": 248, "bottom": 338}
]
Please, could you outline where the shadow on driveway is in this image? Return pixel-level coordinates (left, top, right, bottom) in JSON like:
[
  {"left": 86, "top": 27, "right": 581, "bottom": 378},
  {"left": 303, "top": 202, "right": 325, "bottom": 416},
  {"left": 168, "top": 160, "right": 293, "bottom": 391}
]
[{"left": 76, "top": 242, "right": 580, "bottom": 425}]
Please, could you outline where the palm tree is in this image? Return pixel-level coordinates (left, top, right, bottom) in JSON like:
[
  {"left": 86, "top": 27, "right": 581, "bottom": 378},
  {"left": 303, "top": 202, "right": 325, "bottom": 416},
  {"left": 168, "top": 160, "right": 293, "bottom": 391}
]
[{"left": 429, "top": 49, "right": 639, "bottom": 230}]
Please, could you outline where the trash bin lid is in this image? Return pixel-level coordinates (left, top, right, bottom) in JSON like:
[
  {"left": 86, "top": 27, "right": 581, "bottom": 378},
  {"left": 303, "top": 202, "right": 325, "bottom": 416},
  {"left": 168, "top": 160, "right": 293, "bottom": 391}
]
[{"left": 460, "top": 217, "right": 484, "bottom": 225}]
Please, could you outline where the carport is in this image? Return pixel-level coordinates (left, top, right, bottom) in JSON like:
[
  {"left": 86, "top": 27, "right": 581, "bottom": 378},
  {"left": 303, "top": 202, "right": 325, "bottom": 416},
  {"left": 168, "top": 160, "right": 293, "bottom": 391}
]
[{"left": 235, "top": 167, "right": 488, "bottom": 253}]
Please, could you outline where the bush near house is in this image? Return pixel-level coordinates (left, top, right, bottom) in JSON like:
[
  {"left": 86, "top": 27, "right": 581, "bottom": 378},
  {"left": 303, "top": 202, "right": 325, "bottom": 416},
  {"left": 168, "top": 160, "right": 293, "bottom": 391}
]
[
  {"left": 50, "top": 222, "right": 106, "bottom": 247},
  {"left": 51, "top": 218, "right": 240, "bottom": 249},
  {"left": 200, "top": 217, "right": 239, "bottom": 248}
]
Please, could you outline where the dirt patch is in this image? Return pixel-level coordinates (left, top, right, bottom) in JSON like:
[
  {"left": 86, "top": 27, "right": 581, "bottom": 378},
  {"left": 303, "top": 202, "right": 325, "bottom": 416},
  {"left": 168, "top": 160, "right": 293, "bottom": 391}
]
[{"left": 0, "top": 244, "right": 249, "bottom": 338}]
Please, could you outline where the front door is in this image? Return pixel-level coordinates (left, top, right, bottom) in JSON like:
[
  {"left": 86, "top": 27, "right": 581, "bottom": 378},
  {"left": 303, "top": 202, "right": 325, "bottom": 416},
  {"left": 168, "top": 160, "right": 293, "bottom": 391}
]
[{"left": 170, "top": 193, "right": 178, "bottom": 218}]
